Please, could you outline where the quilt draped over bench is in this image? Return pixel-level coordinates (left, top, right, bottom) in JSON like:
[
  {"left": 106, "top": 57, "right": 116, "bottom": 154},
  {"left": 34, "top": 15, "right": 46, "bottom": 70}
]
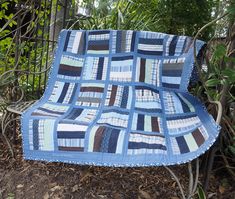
[{"left": 21, "top": 30, "right": 220, "bottom": 166}]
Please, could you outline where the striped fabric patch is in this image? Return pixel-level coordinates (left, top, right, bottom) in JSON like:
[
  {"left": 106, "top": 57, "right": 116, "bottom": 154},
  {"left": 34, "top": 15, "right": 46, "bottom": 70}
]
[
  {"left": 166, "top": 115, "right": 201, "bottom": 136},
  {"left": 57, "top": 121, "right": 88, "bottom": 151},
  {"left": 88, "top": 125, "right": 125, "bottom": 154},
  {"left": 163, "top": 91, "right": 195, "bottom": 114},
  {"left": 162, "top": 58, "right": 185, "bottom": 89},
  {"left": 112, "top": 30, "right": 136, "bottom": 53},
  {"left": 29, "top": 119, "right": 55, "bottom": 151},
  {"left": 165, "top": 35, "right": 190, "bottom": 56},
  {"left": 31, "top": 103, "right": 69, "bottom": 117},
  {"left": 110, "top": 55, "right": 134, "bottom": 82},
  {"left": 132, "top": 112, "right": 161, "bottom": 133},
  {"left": 127, "top": 132, "right": 167, "bottom": 155},
  {"left": 170, "top": 125, "right": 209, "bottom": 154},
  {"left": 105, "top": 84, "right": 132, "bottom": 109},
  {"left": 134, "top": 86, "right": 161, "bottom": 113},
  {"left": 83, "top": 56, "right": 108, "bottom": 80},
  {"left": 58, "top": 55, "right": 84, "bottom": 80},
  {"left": 135, "top": 58, "right": 161, "bottom": 86},
  {"left": 76, "top": 83, "right": 105, "bottom": 107},
  {"left": 64, "top": 108, "right": 97, "bottom": 123},
  {"left": 64, "top": 31, "right": 86, "bottom": 54},
  {"left": 97, "top": 109, "right": 129, "bottom": 128},
  {"left": 49, "top": 81, "right": 78, "bottom": 104},
  {"left": 137, "top": 31, "right": 164, "bottom": 56},
  {"left": 87, "top": 30, "right": 110, "bottom": 54}
]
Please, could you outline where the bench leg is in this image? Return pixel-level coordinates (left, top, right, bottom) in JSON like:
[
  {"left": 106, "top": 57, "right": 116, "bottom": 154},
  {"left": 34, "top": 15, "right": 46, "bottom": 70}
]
[
  {"left": 0, "top": 110, "right": 20, "bottom": 157},
  {"left": 164, "top": 159, "right": 199, "bottom": 199},
  {"left": 12, "top": 113, "right": 17, "bottom": 145},
  {"left": 203, "top": 145, "right": 218, "bottom": 193}
]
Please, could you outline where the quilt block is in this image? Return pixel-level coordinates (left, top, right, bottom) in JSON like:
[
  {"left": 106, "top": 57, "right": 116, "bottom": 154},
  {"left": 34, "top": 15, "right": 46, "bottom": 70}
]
[{"left": 21, "top": 30, "right": 220, "bottom": 166}]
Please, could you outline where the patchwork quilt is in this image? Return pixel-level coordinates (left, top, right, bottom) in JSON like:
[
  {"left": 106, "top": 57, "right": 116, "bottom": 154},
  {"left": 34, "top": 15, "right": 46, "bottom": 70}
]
[{"left": 21, "top": 30, "right": 220, "bottom": 166}]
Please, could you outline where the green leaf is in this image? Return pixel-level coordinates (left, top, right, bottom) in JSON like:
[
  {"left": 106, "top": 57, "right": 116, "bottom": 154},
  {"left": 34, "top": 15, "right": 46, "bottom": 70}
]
[
  {"left": 227, "top": 4, "right": 235, "bottom": 17},
  {"left": 222, "top": 68, "right": 235, "bottom": 83},
  {"left": 212, "top": 44, "right": 226, "bottom": 61},
  {"left": 197, "top": 186, "right": 206, "bottom": 199},
  {"left": 1, "top": 2, "right": 9, "bottom": 10},
  {"left": 7, "top": 193, "right": 15, "bottom": 199},
  {"left": 205, "top": 79, "right": 220, "bottom": 87},
  {"left": 208, "top": 72, "right": 216, "bottom": 79},
  {"left": 38, "top": 29, "right": 43, "bottom": 36},
  {"left": 228, "top": 145, "right": 235, "bottom": 155}
]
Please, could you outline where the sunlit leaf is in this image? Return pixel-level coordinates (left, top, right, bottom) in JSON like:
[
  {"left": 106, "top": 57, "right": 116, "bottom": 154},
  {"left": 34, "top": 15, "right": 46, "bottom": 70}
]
[{"left": 205, "top": 79, "right": 221, "bottom": 87}]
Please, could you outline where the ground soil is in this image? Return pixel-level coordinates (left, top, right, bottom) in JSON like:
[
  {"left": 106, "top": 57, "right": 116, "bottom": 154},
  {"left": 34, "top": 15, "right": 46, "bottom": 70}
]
[{"left": 0, "top": 134, "right": 234, "bottom": 199}]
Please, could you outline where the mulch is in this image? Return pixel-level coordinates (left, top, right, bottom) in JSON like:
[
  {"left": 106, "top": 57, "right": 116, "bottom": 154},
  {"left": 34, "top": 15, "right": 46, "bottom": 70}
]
[{"left": 0, "top": 135, "right": 234, "bottom": 199}]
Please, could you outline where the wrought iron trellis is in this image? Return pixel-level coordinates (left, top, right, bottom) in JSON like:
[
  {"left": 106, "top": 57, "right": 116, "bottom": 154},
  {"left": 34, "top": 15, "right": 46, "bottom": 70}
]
[{"left": 10, "top": 0, "right": 72, "bottom": 99}]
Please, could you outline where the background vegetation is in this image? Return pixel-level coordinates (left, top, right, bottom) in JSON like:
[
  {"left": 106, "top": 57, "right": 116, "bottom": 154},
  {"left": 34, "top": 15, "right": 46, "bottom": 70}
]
[{"left": 0, "top": 0, "right": 234, "bottom": 198}]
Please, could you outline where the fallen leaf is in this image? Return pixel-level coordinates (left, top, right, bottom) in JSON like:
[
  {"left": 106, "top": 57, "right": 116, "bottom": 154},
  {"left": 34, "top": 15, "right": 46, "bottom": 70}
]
[
  {"left": 43, "top": 192, "right": 49, "bottom": 199},
  {"left": 140, "top": 174, "right": 145, "bottom": 179},
  {"left": 50, "top": 185, "right": 62, "bottom": 192},
  {"left": 171, "top": 181, "right": 176, "bottom": 188},
  {"left": 49, "top": 182, "right": 57, "bottom": 188},
  {"left": 113, "top": 193, "right": 122, "bottom": 199},
  {"left": 17, "top": 184, "right": 24, "bottom": 189},
  {"left": 79, "top": 171, "right": 94, "bottom": 183},
  {"left": 208, "top": 192, "right": 217, "bottom": 198},
  {"left": 139, "top": 190, "right": 151, "bottom": 199},
  {"left": 72, "top": 184, "right": 79, "bottom": 192},
  {"left": 219, "top": 185, "right": 225, "bottom": 194}
]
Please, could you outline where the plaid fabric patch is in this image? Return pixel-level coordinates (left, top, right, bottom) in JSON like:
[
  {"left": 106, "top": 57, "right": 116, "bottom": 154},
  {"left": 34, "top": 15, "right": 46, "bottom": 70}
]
[
  {"left": 57, "top": 121, "right": 88, "bottom": 151},
  {"left": 31, "top": 103, "right": 69, "bottom": 117},
  {"left": 162, "top": 58, "right": 185, "bottom": 89},
  {"left": 57, "top": 55, "right": 84, "bottom": 80},
  {"left": 97, "top": 109, "right": 129, "bottom": 128},
  {"left": 87, "top": 30, "right": 110, "bottom": 54},
  {"left": 76, "top": 83, "right": 105, "bottom": 107},
  {"left": 127, "top": 132, "right": 167, "bottom": 155},
  {"left": 170, "top": 125, "right": 209, "bottom": 154},
  {"left": 135, "top": 58, "right": 161, "bottom": 86},
  {"left": 110, "top": 55, "right": 134, "bottom": 82},
  {"left": 165, "top": 35, "right": 190, "bottom": 56},
  {"left": 64, "top": 31, "right": 87, "bottom": 54},
  {"left": 131, "top": 112, "right": 162, "bottom": 133},
  {"left": 105, "top": 84, "right": 132, "bottom": 109},
  {"left": 112, "top": 30, "right": 136, "bottom": 53},
  {"left": 83, "top": 56, "right": 108, "bottom": 80},
  {"left": 138, "top": 31, "right": 164, "bottom": 56},
  {"left": 29, "top": 119, "right": 55, "bottom": 151},
  {"left": 64, "top": 108, "right": 97, "bottom": 123},
  {"left": 134, "top": 86, "right": 161, "bottom": 113},
  {"left": 48, "top": 81, "right": 78, "bottom": 104},
  {"left": 163, "top": 91, "right": 195, "bottom": 114},
  {"left": 166, "top": 115, "right": 201, "bottom": 136}
]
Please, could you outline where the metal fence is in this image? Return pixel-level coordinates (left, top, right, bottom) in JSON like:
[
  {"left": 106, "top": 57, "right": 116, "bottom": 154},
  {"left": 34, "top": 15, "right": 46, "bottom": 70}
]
[{"left": 3, "top": 0, "right": 75, "bottom": 100}]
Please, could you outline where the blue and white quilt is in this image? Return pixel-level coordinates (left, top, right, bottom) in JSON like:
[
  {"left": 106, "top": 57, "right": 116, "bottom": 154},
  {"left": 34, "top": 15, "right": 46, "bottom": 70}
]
[{"left": 21, "top": 30, "right": 220, "bottom": 166}]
